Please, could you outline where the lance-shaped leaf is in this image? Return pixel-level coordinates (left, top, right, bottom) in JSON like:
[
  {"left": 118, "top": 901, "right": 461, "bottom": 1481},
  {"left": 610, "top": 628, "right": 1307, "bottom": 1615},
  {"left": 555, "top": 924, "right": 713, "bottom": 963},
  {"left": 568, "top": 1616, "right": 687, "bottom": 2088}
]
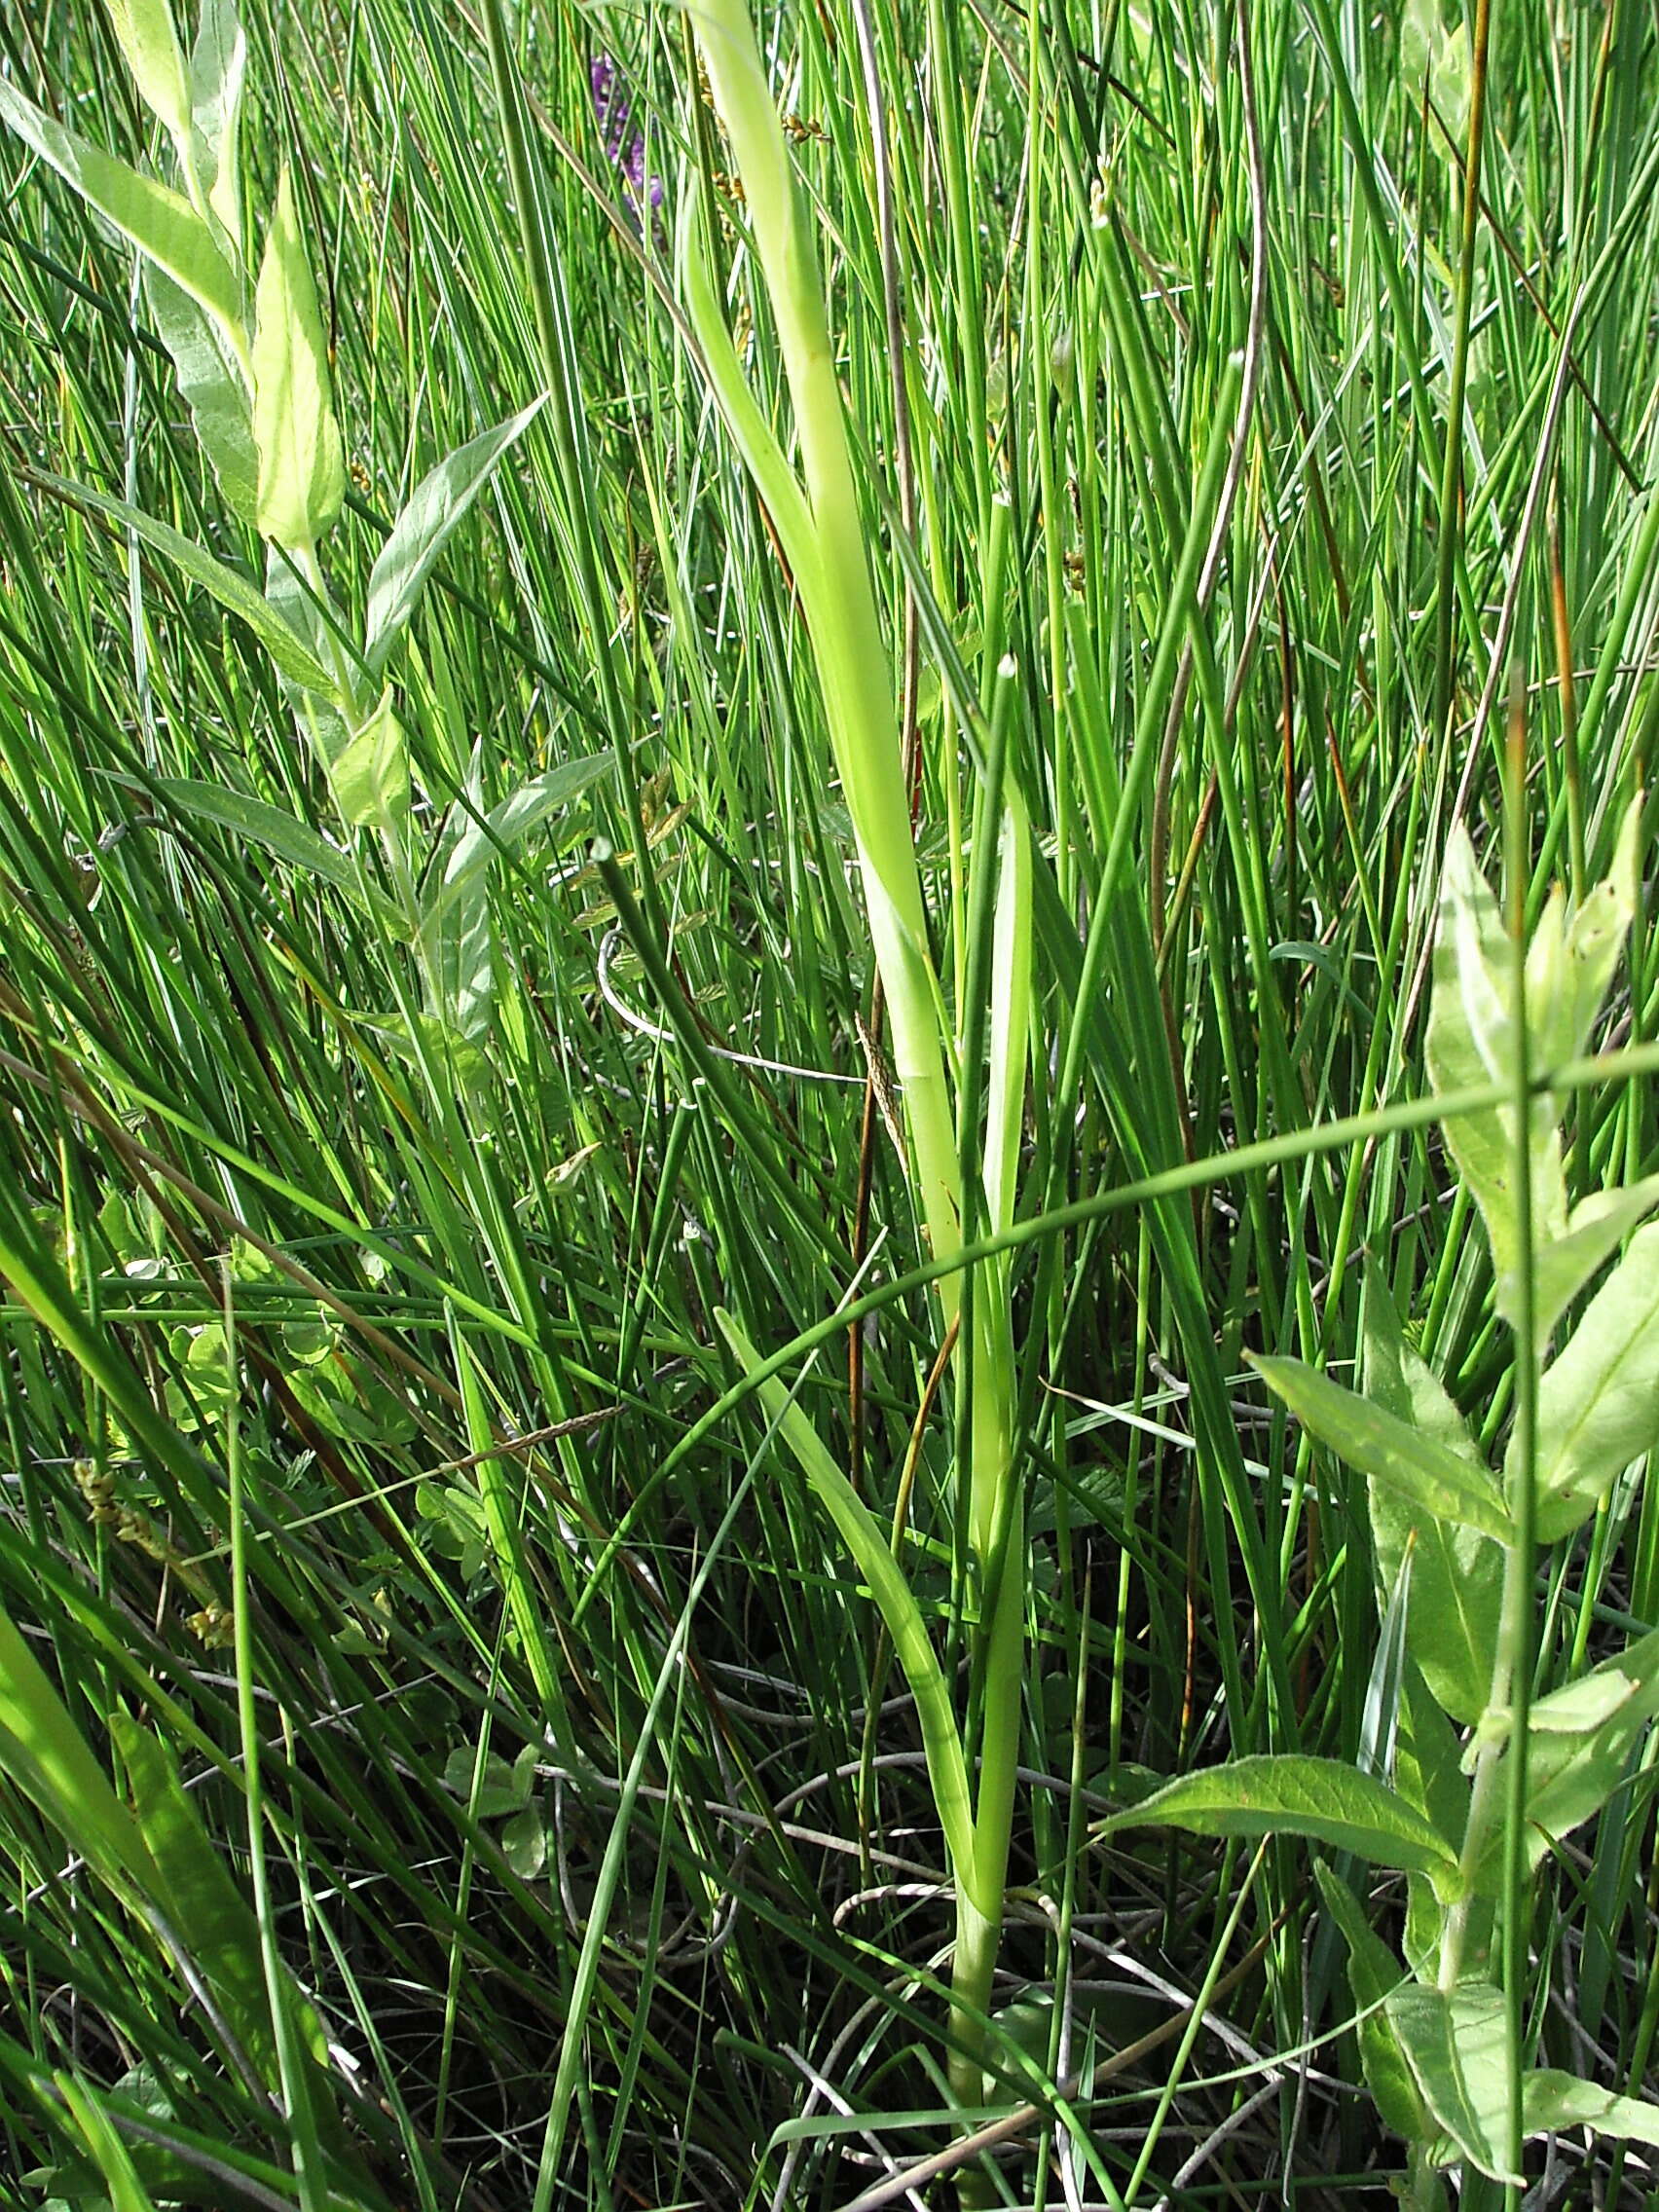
[
  {"left": 142, "top": 262, "right": 258, "bottom": 523},
  {"left": 1098, "top": 1754, "right": 1461, "bottom": 1887},
  {"left": 1523, "top": 2071, "right": 1659, "bottom": 2147},
  {"left": 190, "top": 0, "right": 247, "bottom": 251},
  {"left": 39, "top": 471, "right": 334, "bottom": 690},
  {"left": 102, "top": 0, "right": 192, "bottom": 147},
  {"left": 328, "top": 688, "right": 409, "bottom": 829},
  {"left": 1425, "top": 827, "right": 1567, "bottom": 1308},
  {"left": 146, "top": 777, "right": 393, "bottom": 916},
  {"left": 1527, "top": 795, "right": 1641, "bottom": 1076},
  {"left": 1502, "top": 1173, "right": 1659, "bottom": 1350},
  {"left": 1497, "top": 1627, "right": 1659, "bottom": 1874},
  {"left": 251, "top": 166, "right": 344, "bottom": 550},
  {"left": 716, "top": 1311, "right": 975, "bottom": 1884},
  {"left": 1386, "top": 1981, "right": 1519, "bottom": 2183},
  {"left": 1523, "top": 1221, "right": 1659, "bottom": 1539},
  {"left": 1251, "top": 1352, "right": 1512, "bottom": 1541},
  {"left": 1311, "top": 1862, "right": 1426, "bottom": 2140},
  {"left": 363, "top": 397, "right": 546, "bottom": 674},
  {"left": 1360, "top": 1269, "right": 1503, "bottom": 1723},
  {"left": 0, "top": 77, "right": 244, "bottom": 350}
]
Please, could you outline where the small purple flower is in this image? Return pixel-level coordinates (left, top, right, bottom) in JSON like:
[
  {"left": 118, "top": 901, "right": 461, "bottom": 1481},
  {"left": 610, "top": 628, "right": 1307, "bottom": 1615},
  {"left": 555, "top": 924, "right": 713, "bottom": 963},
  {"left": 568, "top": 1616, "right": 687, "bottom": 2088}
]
[{"left": 591, "top": 53, "right": 663, "bottom": 211}]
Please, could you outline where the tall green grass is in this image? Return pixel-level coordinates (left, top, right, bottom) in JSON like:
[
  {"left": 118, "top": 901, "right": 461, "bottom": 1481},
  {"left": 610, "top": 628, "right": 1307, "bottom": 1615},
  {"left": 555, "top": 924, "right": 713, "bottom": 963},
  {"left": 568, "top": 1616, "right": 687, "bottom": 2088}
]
[{"left": 1, "top": 0, "right": 1658, "bottom": 2203}]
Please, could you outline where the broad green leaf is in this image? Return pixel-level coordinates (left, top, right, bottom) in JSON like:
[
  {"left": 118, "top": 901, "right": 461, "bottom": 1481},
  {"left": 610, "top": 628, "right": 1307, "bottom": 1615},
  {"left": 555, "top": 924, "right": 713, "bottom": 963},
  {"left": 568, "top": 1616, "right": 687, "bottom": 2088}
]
[
  {"left": 39, "top": 471, "right": 334, "bottom": 690},
  {"left": 189, "top": 0, "right": 247, "bottom": 250},
  {"left": 1361, "top": 1269, "right": 1503, "bottom": 1722},
  {"left": 0, "top": 79, "right": 244, "bottom": 350},
  {"left": 1424, "top": 826, "right": 1567, "bottom": 1308},
  {"left": 1523, "top": 1221, "right": 1659, "bottom": 1539},
  {"left": 1528, "top": 794, "right": 1641, "bottom": 1076},
  {"left": 1386, "top": 1981, "right": 1518, "bottom": 2182},
  {"left": 501, "top": 1806, "right": 548, "bottom": 1880},
  {"left": 0, "top": 1603, "right": 154, "bottom": 1899},
  {"left": 327, "top": 689, "right": 408, "bottom": 828},
  {"left": 141, "top": 263, "right": 257, "bottom": 522},
  {"left": 1500, "top": 1173, "right": 1659, "bottom": 1349},
  {"left": 362, "top": 398, "right": 545, "bottom": 673},
  {"left": 109, "top": 1716, "right": 281, "bottom": 2090},
  {"left": 1099, "top": 1754, "right": 1461, "bottom": 1885},
  {"left": 1394, "top": 1669, "right": 1477, "bottom": 1971},
  {"left": 1311, "top": 1862, "right": 1426, "bottom": 2139},
  {"left": 1523, "top": 2070, "right": 1659, "bottom": 2146},
  {"left": 251, "top": 166, "right": 344, "bottom": 550},
  {"left": 102, "top": 0, "right": 192, "bottom": 145},
  {"left": 1250, "top": 1352, "right": 1512, "bottom": 1541},
  {"left": 423, "top": 750, "right": 495, "bottom": 1042},
  {"left": 146, "top": 778, "right": 388, "bottom": 913},
  {"left": 1506, "top": 1628, "right": 1659, "bottom": 1872},
  {"left": 716, "top": 1311, "right": 975, "bottom": 1883},
  {"left": 422, "top": 754, "right": 612, "bottom": 940}
]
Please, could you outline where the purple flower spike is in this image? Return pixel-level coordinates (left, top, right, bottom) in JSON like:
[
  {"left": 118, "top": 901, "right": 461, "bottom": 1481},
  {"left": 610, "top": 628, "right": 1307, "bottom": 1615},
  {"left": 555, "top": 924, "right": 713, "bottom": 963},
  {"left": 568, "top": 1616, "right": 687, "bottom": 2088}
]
[{"left": 591, "top": 50, "right": 663, "bottom": 213}]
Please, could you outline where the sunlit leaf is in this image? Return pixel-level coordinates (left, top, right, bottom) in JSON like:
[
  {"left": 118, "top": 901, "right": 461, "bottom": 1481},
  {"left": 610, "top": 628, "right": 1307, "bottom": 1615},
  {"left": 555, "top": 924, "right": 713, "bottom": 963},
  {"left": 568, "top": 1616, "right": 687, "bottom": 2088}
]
[
  {"left": 1251, "top": 1352, "right": 1512, "bottom": 1540},
  {"left": 1524, "top": 1222, "right": 1659, "bottom": 1538},
  {"left": 1100, "top": 1754, "right": 1461, "bottom": 1885},
  {"left": 251, "top": 166, "right": 344, "bottom": 550}
]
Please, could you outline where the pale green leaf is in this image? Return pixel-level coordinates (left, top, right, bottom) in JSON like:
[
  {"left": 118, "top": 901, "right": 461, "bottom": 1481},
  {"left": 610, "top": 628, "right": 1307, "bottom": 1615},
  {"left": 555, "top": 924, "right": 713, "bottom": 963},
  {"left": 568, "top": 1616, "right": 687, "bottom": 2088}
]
[
  {"left": 1250, "top": 1352, "right": 1512, "bottom": 1540},
  {"left": 1509, "top": 1628, "right": 1659, "bottom": 1872},
  {"left": 716, "top": 1311, "right": 975, "bottom": 1883},
  {"left": 190, "top": 0, "right": 247, "bottom": 251},
  {"left": 501, "top": 1806, "right": 548, "bottom": 1881},
  {"left": 1524, "top": 1221, "right": 1659, "bottom": 1538},
  {"left": 251, "top": 166, "right": 344, "bottom": 549},
  {"left": 1387, "top": 1982, "right": 1517, "bottom": 2182},
  {"left": 37, "top": 471, "right": 332, "bottom": 690},
  {"left": 363, "top": 398, "right": 545, "bottom": 674},
  {"left": 141, "top": 262, "right": 257, "bottom": 523},
  {"left": 1500, "top": 1174, "right": 1659, "bottom": 1349},
  {"left": 1425, "top": 826, "right": 1567, "bottom": 1304},
  {"left": 0, "top": 77, "right": 244, "bottom": 348},
  {"left": 1528, "top": 794, "right": 1641, "bottom": 1075},
  {"left": 1360, "top": 1269, "right": 1503, "bottom": 1722},
  {"left": 1311, "top": 1862, "right": 1426, "bottom": 2140},
  {"left": 327, "top": 689, "right": 408, "bottom": 828},
  {"left": 102, "top": 0, "right": 192, "bottom": 144},
  {"left": 422, "top": 754, "right": 612, "bottom": 940},
  {"left": 1394, "top": 1670, "right": 1478, "bottom": 1972},
  {"left": 1523, "top": 2070, "right": 1659, "bottom": 2146},
  {"left": 1100, "top": 1753, "right": 1461, "bottom": 1883},
  {"left": 146, "top": 777, "right": 388, "bottom": 912}
]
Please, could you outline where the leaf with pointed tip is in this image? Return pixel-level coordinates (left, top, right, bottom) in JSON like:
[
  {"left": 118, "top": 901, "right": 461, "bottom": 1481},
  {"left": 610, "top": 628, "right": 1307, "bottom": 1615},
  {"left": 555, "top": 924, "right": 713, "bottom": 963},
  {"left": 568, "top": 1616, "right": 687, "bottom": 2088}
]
[
  {"left": 1502, "top": 1628, "right": 1659, "bottom": 1874},
  {"left": 102, "top": 0, "right": 192, "bottom": 145},
  {"left": 1523, "top": 1221, "right": 1659, "bottom": 1539},
  {"left": 1360, "top": 1269, "right": 1503, "bottom": 1722},
  {"left": 1501, "top": 1174, "right": 1659, "bottom": 1349},
  {"left": 39, "top": 471, "right": 334, "bottom": 690},
  {"left": 1251, "top": 1352, "right": 1512, "bottom": 1541},
  {"left": 363, "top": 398, "right": 545, "bottom": 674},
  {"left": 1528, "top": 796, "right": 1641, "bottom": 1075},
  {"left": 1386, "top": 1982, "right": 1518, "bottom": 2183},
  {"left": 146, "top": 778, "right": 391, "bottom": 916},
  {"left": 1099, "top": 1754, "right": 1461, "bottom": 1885},
  {"left": 1425, "top": 826, "right": 1567, "bottom": 1303},
  {"left": 251, "top": 166, "right": 343, "bottom": 549},
  {"left": 328, "top": 690, "right": 408, "bottom": 829},
  {"left": 142, "top": 262, "right": 258, "bottom": 523},
  {"left": 0, "top": 76, "right": 243, "bottom": 345},
  {"left": 1311, "top": 1862, "right": 1425, "bottom": 2140},
  {"left": 716, "top": 1310, "right": 975, "bottom": 1887},
  {"left": 1523, "top": 2071, "right": 1659, "bottom": 2147},
  {"left": 190, "top": 0, "right": 247, "bottom": 251},
  {"left": 422, "top": 754, "right": 612, "bottom": 939}
]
